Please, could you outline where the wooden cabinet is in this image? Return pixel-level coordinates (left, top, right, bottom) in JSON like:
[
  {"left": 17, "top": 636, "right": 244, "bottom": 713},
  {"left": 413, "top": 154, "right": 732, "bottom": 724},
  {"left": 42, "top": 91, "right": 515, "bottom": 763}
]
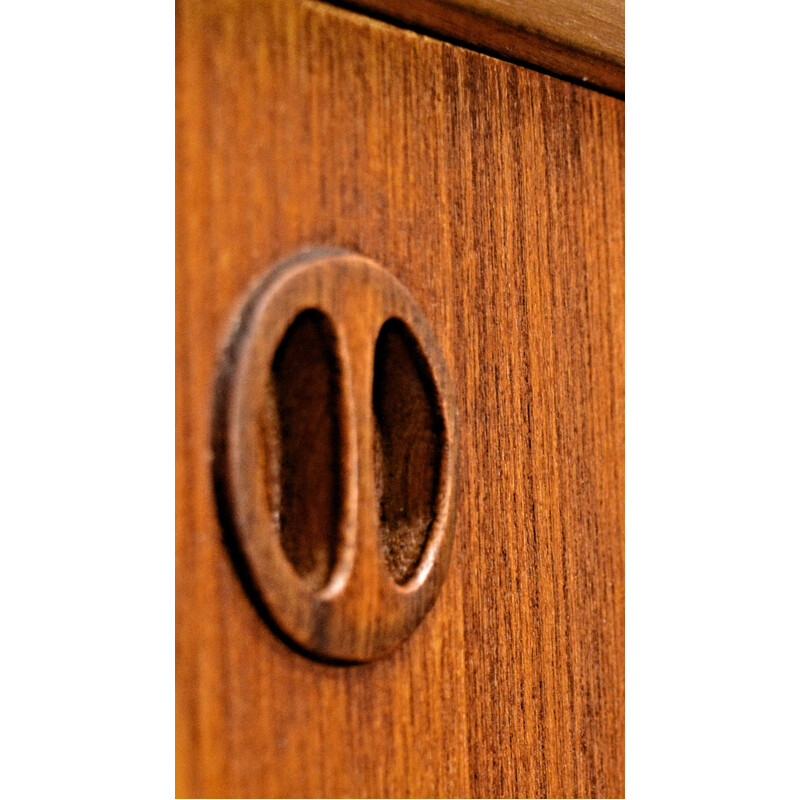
[{"left": 176, "top": 0, "right": 624, "bottom": 795}]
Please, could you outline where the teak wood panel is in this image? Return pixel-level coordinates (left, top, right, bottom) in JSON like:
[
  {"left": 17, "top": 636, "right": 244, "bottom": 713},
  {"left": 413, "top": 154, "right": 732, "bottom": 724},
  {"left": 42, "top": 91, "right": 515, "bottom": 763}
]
[
  {"left": 339, "top": 0, "right": 625, "bottom": 94},
  {"left": 176, "top": 0, "right": 625, "bottom": 796}
]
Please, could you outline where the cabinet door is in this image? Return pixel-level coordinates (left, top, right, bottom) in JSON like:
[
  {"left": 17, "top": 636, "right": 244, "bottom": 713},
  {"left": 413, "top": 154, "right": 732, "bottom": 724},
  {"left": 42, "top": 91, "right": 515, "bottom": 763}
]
[{"left": 176, "top": 0, "right": 624, "bottom": 796}]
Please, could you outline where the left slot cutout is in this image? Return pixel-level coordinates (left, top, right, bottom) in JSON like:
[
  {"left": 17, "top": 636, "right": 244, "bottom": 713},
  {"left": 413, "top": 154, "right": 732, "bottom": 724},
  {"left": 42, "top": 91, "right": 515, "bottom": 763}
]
[{"left": 271, "top": 309, "right": 344, "bottom": 591}]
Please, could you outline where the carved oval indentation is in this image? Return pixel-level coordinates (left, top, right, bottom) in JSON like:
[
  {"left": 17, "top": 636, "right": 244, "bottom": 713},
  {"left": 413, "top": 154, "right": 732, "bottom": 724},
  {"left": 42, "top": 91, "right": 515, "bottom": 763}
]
[
  {"left": 271, "top": 309, "right": 343, "bottom": 591},
  {"left": 214, "top": 251, "right": 458, "bottom": 661},
  {"left": 372, "top": 317, "right": 446, "bottom": 583}
]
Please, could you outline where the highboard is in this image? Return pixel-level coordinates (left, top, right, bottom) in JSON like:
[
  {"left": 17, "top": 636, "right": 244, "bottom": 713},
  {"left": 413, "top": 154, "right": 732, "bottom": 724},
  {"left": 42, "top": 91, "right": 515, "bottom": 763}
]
[{"left": 176, "top": 0, "right": 624, "bottom": 795}]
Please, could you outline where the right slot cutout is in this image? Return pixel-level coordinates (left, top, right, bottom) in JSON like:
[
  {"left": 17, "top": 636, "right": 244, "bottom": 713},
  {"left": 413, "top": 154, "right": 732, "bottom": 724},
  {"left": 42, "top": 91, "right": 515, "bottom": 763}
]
[{"left": 372, "top": 317, "right": 446, "bottom": 583}]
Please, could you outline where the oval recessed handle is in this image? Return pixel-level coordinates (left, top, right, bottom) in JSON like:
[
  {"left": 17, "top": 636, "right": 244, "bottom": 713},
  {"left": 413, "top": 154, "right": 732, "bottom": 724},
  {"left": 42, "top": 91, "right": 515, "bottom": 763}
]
[{"left": 212, "top": 250, "right": 458, "bottom": 662}]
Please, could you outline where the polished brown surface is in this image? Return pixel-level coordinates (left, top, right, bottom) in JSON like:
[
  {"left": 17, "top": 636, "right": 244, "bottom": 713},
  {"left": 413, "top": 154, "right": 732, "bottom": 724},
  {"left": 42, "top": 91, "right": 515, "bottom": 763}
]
[
  {"left": 337, "top": 0, "right": 625, "bottom": 94},
  {"left": 177, "top": 0, "right": 624, "bottom": 795}
]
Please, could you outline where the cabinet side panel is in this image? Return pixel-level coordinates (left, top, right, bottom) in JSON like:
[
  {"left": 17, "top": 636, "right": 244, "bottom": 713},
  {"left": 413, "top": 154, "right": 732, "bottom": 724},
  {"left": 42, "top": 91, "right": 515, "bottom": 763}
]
[{"left": 176, "top": 0, "right": 624, "bottom": 796}]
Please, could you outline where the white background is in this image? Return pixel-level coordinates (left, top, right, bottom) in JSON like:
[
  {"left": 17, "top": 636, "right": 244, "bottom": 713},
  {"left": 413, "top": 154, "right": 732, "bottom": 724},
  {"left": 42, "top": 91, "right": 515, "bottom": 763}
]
[{"left": 1, "top": 1, "right": 798, "bottom": 797}]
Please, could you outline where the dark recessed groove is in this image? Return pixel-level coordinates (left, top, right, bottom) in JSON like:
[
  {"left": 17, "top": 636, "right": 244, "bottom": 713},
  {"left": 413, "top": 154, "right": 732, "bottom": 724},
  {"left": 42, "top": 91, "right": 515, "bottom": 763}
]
[
  {"left": 271, "top": 309, "right": 343, "bottom": 590},
  {"left": 373, "top": 317, "right": 445, "bottom": 583}
]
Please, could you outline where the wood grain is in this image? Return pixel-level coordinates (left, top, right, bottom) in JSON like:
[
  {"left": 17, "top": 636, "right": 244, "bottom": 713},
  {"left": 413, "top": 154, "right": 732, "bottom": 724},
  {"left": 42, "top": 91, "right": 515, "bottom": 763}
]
[
  {"left": 176, "top": 0, "right": 625, "bottom": 795},
  {"left": 335, "top": 0, "right": 624, "bottom": 94}
]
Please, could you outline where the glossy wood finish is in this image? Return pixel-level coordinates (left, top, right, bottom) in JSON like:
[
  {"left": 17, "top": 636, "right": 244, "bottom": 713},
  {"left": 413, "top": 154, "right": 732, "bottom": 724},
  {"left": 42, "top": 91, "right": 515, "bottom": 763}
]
[
  {"left": 212, "top": 251, "right": 458, "bottom": 662},
  {"left": 176, "top": 0, "right": 624, "bottom": 795},
  {"left": 336, "top": 0, "right": 624, "bottom": 94}
]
